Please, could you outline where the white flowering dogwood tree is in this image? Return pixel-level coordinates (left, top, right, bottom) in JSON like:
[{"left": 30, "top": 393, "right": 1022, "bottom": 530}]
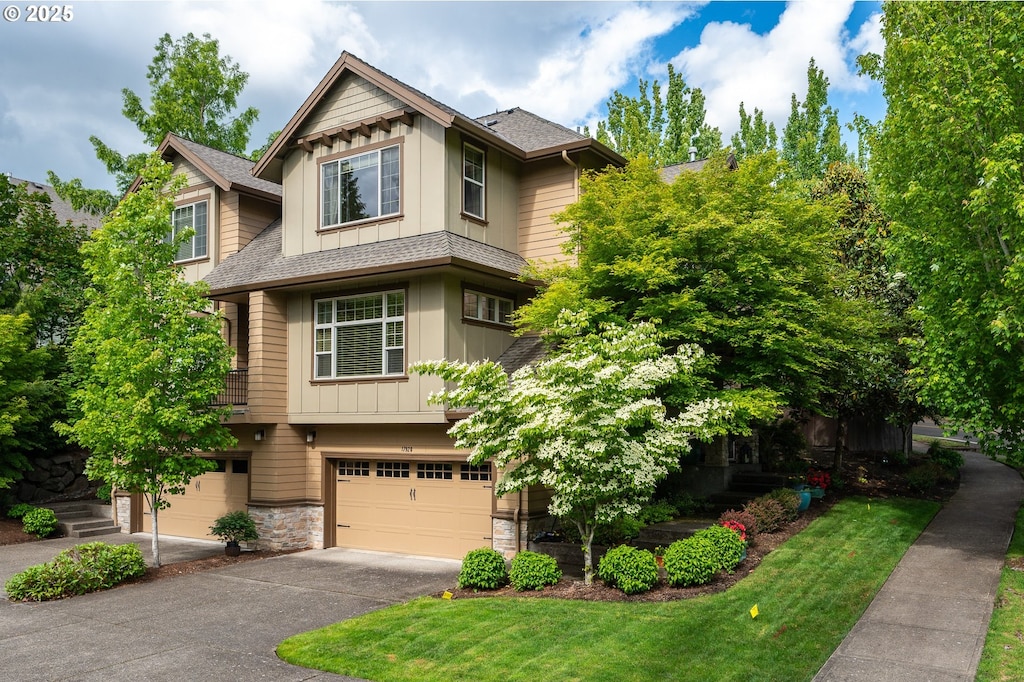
[{"left": 413, "top": 311, "right": 744, "bottom": 584}]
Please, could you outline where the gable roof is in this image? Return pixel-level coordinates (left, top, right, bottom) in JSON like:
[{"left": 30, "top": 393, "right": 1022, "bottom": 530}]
[
  {"left": 7, "top": 176, "right": 104, "bottom": 232},
  {"left": 128, "top": 133, "right": 282, "bottom": 202},
  {"left": 253, "top": 51, "right": 623, "bottom": 178},
  {"left": 203, "top": 221, "right": 530, "bottom": 296}
]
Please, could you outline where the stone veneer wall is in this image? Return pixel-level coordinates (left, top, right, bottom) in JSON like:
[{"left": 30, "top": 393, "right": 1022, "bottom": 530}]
[
  {"left": 492, "top": 517, "right": 529, "bottom": 559},
  {"left": 248, "top": 504, "right": 324, "bottom": 550},
  {"left": 113, "top": 492, "right": 132, "bottom": 532}
]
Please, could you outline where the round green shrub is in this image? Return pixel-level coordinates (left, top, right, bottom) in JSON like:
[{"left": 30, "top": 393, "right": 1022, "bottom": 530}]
[
  {"left": 691, "top": 525, "right": 746, "bottom": 572},
  {"left": 906, "top": 463, "right": 943, "bottom": 492},
  {"left": 457, "top": 548, "right": 508, "bottom": 590},
  {"left": 6, "top": 503, "right": 35, "bottom": 520},
  {"left": 4, "top": 542, "right": 145, "bottom": 601},
  {"left": 509, "top": 551, "right": 562, "bottom": 591},
  {"left": 718, "top": 508, "right": 758, "bottom": 539},
  {"left": 663, "top": 536, "right": 718, "bottom": 587},
  {"left": 763, "top": 488, "right": 801, "bottom": 522},
  {"left": 22, "top": 507, "right": 58, "bottom": 538},
  {"left": 597, "top": 545, "right": 659, "bottom": 595},
  {"left": 638, "top": 501, "right": 678, "bottom": 525},
  {"left": 743, "top": 497, "right": 787, "bottom": 534}
]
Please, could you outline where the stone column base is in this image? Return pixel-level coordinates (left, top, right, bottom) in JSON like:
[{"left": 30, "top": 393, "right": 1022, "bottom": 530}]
[{"left": 248, "top": 504, "right": 325, "bottom": 550}]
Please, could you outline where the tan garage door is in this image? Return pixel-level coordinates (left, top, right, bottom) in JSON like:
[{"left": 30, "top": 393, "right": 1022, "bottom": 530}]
[
  {"left": 143, "top": 459, "right": 249, "bottom": 539},
  {"left": 335, "top": 460, "right": 493, "bottom": 559}
]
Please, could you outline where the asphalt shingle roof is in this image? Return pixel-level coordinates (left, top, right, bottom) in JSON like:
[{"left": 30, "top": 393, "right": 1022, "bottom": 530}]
[
  {"left": 204, "top": 221, "right": 528, "bottom": 295},
  {"left": 167, "top": 134, "right": 282, "bottom": 198},
  {"left": 495, "top": 335, "right": 547, "bottom": 375},
  {"left": 8, "top": 177, "right": 104, "bottom": 232},
  {"left": 473, "top": 108, "right": 587, "bottom": 153}
]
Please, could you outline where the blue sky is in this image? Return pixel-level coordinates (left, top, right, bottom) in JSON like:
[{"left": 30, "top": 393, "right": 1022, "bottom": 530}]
[{"left": 0, "top": 1, "right": 884, "bottom": 192}]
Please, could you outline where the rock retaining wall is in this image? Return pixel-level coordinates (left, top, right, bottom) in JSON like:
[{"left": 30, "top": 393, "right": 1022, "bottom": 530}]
[{"left": 13, "top": 450, "right": 97, "bottom": 503}]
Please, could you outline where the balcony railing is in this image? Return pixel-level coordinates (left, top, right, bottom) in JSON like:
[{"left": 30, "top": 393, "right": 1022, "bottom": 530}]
[{"left": 213, "top": 369, "right": 248, "bottom": 407}]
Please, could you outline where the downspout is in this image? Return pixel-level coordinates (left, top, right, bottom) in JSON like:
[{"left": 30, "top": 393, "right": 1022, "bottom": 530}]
[{"left": 561, "top": 150, "right": 580, "bottom": 256}]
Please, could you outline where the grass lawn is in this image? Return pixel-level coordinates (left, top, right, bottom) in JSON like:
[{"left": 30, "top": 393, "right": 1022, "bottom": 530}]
[
  {"left": 279, "top": 497, "right": 938, "bottom": 682},
  {"left": 977, "top": 502, "right": 1024, "bottom": 681}
]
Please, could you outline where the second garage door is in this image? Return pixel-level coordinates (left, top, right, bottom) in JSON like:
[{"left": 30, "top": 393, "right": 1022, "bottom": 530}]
[
  {"left": 335, "top": 460, "right": 493, "bottom": 559},
  {"left": 142, "top": 459, "right": 250, "bottom": 539}
]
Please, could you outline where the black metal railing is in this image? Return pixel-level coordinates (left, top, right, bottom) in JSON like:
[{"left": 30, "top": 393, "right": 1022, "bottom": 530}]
[{"left": 213, "top": 368, "right": 248, "bottom": 406}]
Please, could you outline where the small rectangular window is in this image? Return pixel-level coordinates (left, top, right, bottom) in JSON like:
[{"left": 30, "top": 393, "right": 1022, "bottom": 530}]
[
  {"left": 339, "top": 460, "right": 370, "bottom": 477},
  {"left": 211, "top": 459, "right": 227, "bottom": 473},
  {"left": 231, "top": 460, "right": 248, "bottom": 474},
  {"left": 463, "top": 289, "right": 514, "bottom": 326},
  {"left": 417, "top": 463, "right": 453, "bottom": 480},
  {"left": 377, "top": 461, "right": 410, "bottom": 478},
  {"left": 463, "top": 143, "right": 485, "bottom": 220},
  {"left": 170, "top": 200, "right": 208, "bottom": 262},
  {"left": 460, "top": 464, "right": 492, "bottom": 481}
]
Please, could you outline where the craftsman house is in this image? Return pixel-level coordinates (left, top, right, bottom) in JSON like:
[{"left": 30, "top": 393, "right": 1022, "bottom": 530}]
[{"left": 116, "top": 52, "right": 624, "bottom": 559}]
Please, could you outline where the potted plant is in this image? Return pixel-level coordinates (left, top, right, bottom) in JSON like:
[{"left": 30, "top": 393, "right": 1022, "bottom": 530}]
[
  {"left": 209, "top": 510, "right": 259, "bottom": 556},
  {"left": 806, "top": 469, "right": 831, "bottom": 498}
]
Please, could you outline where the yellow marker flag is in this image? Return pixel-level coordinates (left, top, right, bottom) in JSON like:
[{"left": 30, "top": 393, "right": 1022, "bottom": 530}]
[
  {"left": 442, "top": 591, "right": 453, "bottom": 600},
  {"left": 750, "top": 604, "right": 759, "bottom": 619}
]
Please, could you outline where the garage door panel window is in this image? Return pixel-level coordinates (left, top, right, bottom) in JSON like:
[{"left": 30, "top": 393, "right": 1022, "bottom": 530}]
[
  {"left": 315, "top": 291, "right": 405, "bottom": 380},
  {"left": 377, "top": 461, "right": 410, "bottom": 478},
  {"left": 418, "top": 463, "right": 453, "bottom": 480},
  {"left": 460, "top": 464, "right": 491, "bottom": 481},
  {"left": 339, "top": 460, "right": 370, "bottom": 477}
]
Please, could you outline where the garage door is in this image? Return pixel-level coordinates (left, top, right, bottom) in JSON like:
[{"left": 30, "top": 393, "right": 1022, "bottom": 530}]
[
  {"left": 335, "top": 460, "right": 493, "bottom": 559},
  {"left": 143, "top": 459, "right": 249, "bottom": 539}
]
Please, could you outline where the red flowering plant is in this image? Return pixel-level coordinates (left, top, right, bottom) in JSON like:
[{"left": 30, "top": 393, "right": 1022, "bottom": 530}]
[
  {"left": 720, "top": 519, "right": 747, "bottom": 542},
  {"left": 806, "top": 469, "right": 831, "bottom": 490}
]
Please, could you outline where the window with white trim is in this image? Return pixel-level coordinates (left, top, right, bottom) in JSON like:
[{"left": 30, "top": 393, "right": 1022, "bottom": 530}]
[
  {"left": 463, "top": 143, "right": 485, "bottom": 219},
  {"left": 463, "top": 290, "right": 513, "bottom": 325},
  {"left": 171, "top": 200, "right": 208, "bottom": 262},
  {"left": 321, "top": 145, "right": 400, "bottom": 228},
  {"left": 314, "top": 290, "right": 405, "bottom": 379}
]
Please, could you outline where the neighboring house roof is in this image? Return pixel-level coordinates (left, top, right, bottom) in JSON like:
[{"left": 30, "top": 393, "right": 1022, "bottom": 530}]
[
  {"left": 204, "top": 221, "right": 529, "bottom": 296},
  {"left": 127, "top": 133, "right": 283, "bottom": 202},
  {"left": 254, "top": 51, "right": 624, "bottom": 178},
  {"left": 660, "top": 152, "right": 739, "bottom": 183},
  {"left": 7, "top": 176, "right": 104, "bottom": 232},
  {"left": 495, "top": 335, "right": 546, "bottom": 375}
]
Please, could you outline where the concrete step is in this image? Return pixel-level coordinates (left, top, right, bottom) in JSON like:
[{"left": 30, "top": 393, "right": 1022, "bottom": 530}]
[
  {"left": 73, "top": 525, "right": 122, "bottom": 538},
  {"left": 51, "top": 502, "right": 121, "bottom": 539}
]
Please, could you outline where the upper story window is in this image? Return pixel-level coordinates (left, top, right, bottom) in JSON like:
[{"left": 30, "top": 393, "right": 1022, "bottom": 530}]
[
  {"left": 315, "top": 290, "right": 405, "bottom": 380},
  {"left": 462, "top": 142, "right": 485, "bottom": 220},
  {"left": 171, "top": 200, "right": 208, "bottom": 262},
  {"left": 463, "top": 289, "right": 513, "bottom": 326},
  {"left": 321, "top": 145, "right": 400, "bottom": 229}
]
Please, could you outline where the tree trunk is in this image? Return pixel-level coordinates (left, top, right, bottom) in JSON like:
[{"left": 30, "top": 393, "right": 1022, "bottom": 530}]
[
  {"left": 833, "top": 415, "right": 848, "bottom": 472},
  {"left": 149, "top": 495, "right": 161, "bottom": 568},
  {"left": 902, "top": 423, "right": 913, "bottom": 458},
  {"left": 577, "top": 520, "right": 596, "bottom": 586}
]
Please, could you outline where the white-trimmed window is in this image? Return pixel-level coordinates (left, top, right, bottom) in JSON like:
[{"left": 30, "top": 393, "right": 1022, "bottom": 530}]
[
  {"left": 314, "top": 290, "right": 405, "bottom": 379},
  {"left": 321, "top": 145, "right": 400, "bottom": 228},
  {"left": 463, "top": 290, "right": 513, "bottom": 325},
  {"left": 463, "top": 143, "right": 485, "bottom": 219},
  {"left": 171, "top": 200, "right": 208, "bottom": 262}
]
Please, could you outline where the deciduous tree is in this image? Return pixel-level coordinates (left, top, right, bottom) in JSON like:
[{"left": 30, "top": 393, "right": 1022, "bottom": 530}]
[
  {"left": 781, "top": 59, "right": 848, "bottom": 181},
  {"left": 731, "top": 102, "right": 778, "bottom": 161},
  {"left": 869, "top": 2, "right": 1024, "bottom": 463},
  {"left": 58, "top": 154, "right": 236, "bottom": 566},
  {"left": 414, "top": 313, "right": 749, "bottom": 584}
]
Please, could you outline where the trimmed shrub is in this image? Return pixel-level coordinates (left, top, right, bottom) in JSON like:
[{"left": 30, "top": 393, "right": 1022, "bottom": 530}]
[
  {"left": 692, "top": 525, "right": 746, "bottom": 572},
  {"left": 457, "top": 548, "right": 508, "bottom": 590},
  {"left": 22, "top": 507, "right": 58, "bottom": 538},
  {"left": 763, "top": 488, "right": 801, "bottom": 522},
  {"left": 5, "top": 542, "right": 145, "bottom": 601},
  {"left": 744, "top": 497, "right": 787, "bottom": 534},
  {"left": 597, "top": 545, "right": 659, "bottom": 595},
  {"left": 906, "top": 463, "right": 944, "bottom": 492},
  {"left": 718, "top": 509, "right": 758, "bottom": 539},
  {"left": 6, "top": 503, "right": 35, "bottom": 520},
  {"left": 638, "top": 501, "right": 678, "bottom": 525},
  {"left": 928, "top": 443, "right": 964, "bottom": 474},
  {"left": 509, "top": 551, "right": 562, "bottom": 591},
  {"left": 663, "top": 535, "right": 719, "bottom": 587}
]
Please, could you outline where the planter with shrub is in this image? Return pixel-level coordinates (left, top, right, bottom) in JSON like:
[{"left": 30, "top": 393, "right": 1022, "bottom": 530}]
[{"left": 209, "top": 510, "right": 259, "bottom": 555}]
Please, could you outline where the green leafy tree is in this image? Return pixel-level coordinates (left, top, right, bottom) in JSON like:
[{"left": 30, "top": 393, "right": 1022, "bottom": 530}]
[
  {"left": 52, "top": 32, "right": 260, "bottom": 211},
  {"left": 516, "top": 154, "right": 859, "bottom": 416},
  {"left": 0, "top": 176, "right": 88, "bottom": 489},
  {"left": 731, "top": 102, "right": 778, "bottom": 160},
  {"left": 596, "top": 63, "right": 722, "bottom": 165},
  {"left": 414, "top": 313, "right": 749, "bottom": 584},
  {"left": 869, "top": 2, "right": 1024, "bottom": 463},
  {"left": 782, "top": 58, "right": 848, "bottom": 181},
  {"left": 58, "top": 154, "right": 236, "bottom": 566}
]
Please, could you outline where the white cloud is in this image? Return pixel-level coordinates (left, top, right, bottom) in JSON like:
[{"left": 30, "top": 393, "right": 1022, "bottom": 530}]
[{"left": 672, "top": 0, "right": 875, "bottom": 140}]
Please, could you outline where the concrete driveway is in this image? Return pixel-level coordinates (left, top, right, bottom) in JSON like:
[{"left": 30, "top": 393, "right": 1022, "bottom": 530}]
[{"left": 0, "top": 536, "right": 460, "bottom": 681}]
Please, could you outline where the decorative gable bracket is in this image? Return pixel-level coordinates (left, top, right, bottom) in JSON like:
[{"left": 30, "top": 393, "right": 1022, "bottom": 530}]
[{"left": 294, "top": 108, "right": 416, "bottom": 153}]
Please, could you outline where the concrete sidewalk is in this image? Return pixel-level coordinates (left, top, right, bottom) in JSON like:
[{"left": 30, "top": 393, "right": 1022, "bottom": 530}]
[{"left": 815, "top": 450, "right": 1024, "bottom": 681}]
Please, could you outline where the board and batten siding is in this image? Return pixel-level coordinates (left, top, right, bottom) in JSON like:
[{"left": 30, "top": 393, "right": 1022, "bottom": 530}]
[
  {"left": 288, "top": 277, "right": 448, "bottom": 423},
  {"left": 281, "top": 75, "right": 447, "bottom": 258},
  {"left": 442, "top": 275, "right": 516, "bottom": 366},
  {"left": 517, "top": 158, "right": 578, "bottom": 263},
  {"left": 444, "top": 130, "right": 520, "bottom": 254}
]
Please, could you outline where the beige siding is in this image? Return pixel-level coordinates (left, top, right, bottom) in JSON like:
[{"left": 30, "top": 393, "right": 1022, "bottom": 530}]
[
  {"left": 518, "top": 158, "right": 578, "bottom": 263},
  {"left": 444, "top": 131, "right": 520, "bottom": 253},
  {"left": 289, "top": 277, "right": 448, "bottom": 422},
  {"left": 171, "top": 158, "right": 207, "bottom": 188},
  {"left": 298, "top": 73, "right": 404, "bottom": 138},
  {"left": 248, "top": 291, "right": 288, "bottom": 422},
  {"left": 220, "top": 193, "right": 279, "bottom": 260},
  {"left": 280, "top": 77, "right": 447, "bottom": 258},
  {"left": 249, "top": 425, "right": 309, "bottom": 502},
  {"left": 442, "top": 275, "right": 516, "bottom": 364}
]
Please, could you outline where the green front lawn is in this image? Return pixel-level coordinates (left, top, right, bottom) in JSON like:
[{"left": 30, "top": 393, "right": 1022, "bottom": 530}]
[
  {"left": 977, "top": 503, "right": 1024, "bottom": 681},
  {"left": 279, "top": 497, "right": 937, "bottom": 682}
]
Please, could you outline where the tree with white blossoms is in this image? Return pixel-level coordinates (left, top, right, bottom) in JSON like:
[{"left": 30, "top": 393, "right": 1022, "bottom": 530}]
[{"left": 413, "top": 312, "right": 758, "bottom": 584}]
